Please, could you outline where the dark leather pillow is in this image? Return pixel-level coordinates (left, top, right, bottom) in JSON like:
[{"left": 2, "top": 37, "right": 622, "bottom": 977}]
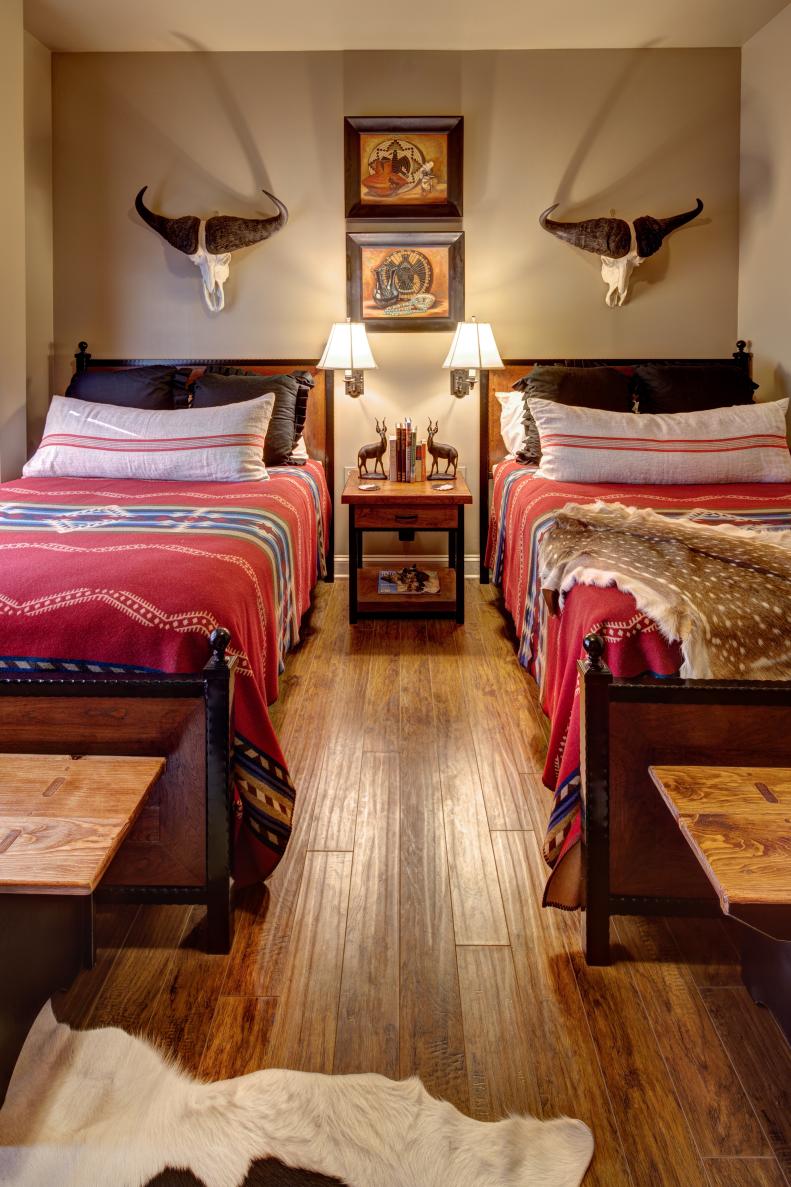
[
  {"left": 291, "top": 374, "right": 315, "bottom": 452},
  {"left": 633, "top": 364, "right": 758, "bottom": 414},
  {"left": 512, "top": 365, "right": 633, "bottom": 463},
  {"left": 65, "top": 365, "right": 178, "bottom": 410},
  {"left": 191, "top": 369, "right": 305, "bottom": 467}
]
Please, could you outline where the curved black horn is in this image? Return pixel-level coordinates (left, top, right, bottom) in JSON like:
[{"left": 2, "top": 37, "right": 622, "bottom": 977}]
[
  {"left": 539, "top": 204, "right": 631, "bottom": 259},
  {"left": 134, "top": 187, "right": 200, "bottom": 255},
  {"left": 205, "top": 190, "right": 288, "bottom": 254},
  {"left": 633, "top": 198, "right": 704, "bottom": 259}
]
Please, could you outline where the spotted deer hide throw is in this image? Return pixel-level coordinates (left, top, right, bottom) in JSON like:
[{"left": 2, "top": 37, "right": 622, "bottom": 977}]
[{"left": 539, "top": 501, "right": 791, "bottom": 679}]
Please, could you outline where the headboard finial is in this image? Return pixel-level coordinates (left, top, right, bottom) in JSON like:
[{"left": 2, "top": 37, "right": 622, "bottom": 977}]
[
  {"left": 75, "top": 341, "right": 91, "bottom": 374},
  {"left": 733, "top": 340, "right": 750, "bottom": 371}
]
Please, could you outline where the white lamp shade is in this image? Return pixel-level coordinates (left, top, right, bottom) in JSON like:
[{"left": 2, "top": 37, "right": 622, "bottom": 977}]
[
  {"left": 442, "top": 321, "right": 503, "bottom": 370},
  {"left": 318, "top": 322, "right": 378, "bottom": 371}
]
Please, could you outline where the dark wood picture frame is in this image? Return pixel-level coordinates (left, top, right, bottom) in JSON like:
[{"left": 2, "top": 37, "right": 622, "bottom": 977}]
[
  {"left": 344, "top": 116, "right": 463, "bottom": 219},
  {"left": 347, "top": 231, "right": 465, "bottom": 333}
]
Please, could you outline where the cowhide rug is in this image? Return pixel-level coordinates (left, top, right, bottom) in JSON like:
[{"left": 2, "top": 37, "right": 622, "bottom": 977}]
[{"left": 0, "top": 1004, "right": 593, "bottom": 1187}]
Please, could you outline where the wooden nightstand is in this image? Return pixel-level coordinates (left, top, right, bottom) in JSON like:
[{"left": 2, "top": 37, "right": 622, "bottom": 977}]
[{"left": 341, "top": 474, "right": 473, "bottom": 624}]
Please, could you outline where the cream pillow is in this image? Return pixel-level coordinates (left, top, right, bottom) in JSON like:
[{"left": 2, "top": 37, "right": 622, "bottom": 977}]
[
  {"left": 495, "top": 392, "right": 525, "bottom": 456},
  {"left": 529, "top": 396, "right": 791, "bottom": 485},
  {"left": 24, "top": 394, "right": 275, "bottom": 482}
]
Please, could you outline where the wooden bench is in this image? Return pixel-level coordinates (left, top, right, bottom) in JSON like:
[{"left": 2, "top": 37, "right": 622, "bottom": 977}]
[
  {"left": 0, "top": 753, "right": 164, "bottom": 1105},
  {"left": 649, "top": 764, "right": 791, "bottom": 1040}
]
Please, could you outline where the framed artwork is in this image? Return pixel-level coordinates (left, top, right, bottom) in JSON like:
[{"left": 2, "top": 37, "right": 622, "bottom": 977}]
[
  {"left": 346, "top": 231, "right": 465, "bottom": 333},
  {"left": 344, "top": 116, "right": 463, "bottom": 220}
]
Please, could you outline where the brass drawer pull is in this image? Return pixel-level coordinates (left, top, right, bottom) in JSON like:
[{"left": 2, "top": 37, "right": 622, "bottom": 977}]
[{"left": 395, "top": 514, "right": 418, "bottom": 523}]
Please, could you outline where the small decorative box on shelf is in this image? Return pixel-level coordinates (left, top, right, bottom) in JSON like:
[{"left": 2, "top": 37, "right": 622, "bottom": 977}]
[{"left": 341, "top": 473, "right": 473, "bottom": 624}]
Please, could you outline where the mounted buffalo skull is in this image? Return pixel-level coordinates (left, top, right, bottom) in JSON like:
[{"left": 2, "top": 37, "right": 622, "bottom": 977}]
[
  {"left": 135, "top": 187, "right": 288, "bottom": 312},
  {"left": 539, "top": 198, "right": 703, "bottom": 307}
]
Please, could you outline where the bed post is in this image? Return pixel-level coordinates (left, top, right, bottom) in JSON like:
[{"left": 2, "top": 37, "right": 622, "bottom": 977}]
[
  {"left": 479, "top": 369, "right": 490, "bottom": 584},
  {"left": 204, "top": 626, "right": 234, "bottom": 954},
  {"left": 578, "top": 632, "right": 613, "bottom": 965}
]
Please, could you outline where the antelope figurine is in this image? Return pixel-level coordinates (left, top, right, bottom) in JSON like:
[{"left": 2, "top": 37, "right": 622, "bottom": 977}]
[
  {"left": 357, "top": 418, "right": 388, "bottom": 478},
  {"left": 427, "top": 419, "right": 458, "bottom": 479}
]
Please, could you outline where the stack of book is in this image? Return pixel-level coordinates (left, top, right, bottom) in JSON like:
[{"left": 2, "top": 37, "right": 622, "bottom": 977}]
[{"left": 389, "top": 419, "right": 428, "bottom": 482}]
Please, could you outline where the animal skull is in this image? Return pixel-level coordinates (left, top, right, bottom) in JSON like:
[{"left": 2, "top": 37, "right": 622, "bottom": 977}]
[
  {"left": 600, "top": 250, "right": 643, "bottom": 308},
  {"left": 188, "top": 225, "right": 232, "bottom": 313},
  {"left": 539, "top": 199, "right": 703, "bottom": 306},
  {"left": 135, "top": 187, "right": 288, "bottom": 312}
]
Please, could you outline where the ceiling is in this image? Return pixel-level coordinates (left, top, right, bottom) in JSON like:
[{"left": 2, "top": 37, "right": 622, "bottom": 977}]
[{"left": 23, "top": 0, "right": 791, "bottom": 52}]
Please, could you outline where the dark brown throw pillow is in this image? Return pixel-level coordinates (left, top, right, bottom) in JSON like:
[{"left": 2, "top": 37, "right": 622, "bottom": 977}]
[
  {"left": 191, "top": 369, "right": 308, "bottom": 467},
  {"left": 291, "top": 378, "right": 314, "bottom": 452},
  {"left": 633, "top": 364, "right": 758, "bottom": 414},
  {"left": 65, "top": 365, "right": 179, "bottom": 410},
  {"left": 512, "top": 365, "right": 633, "bottom": 463}
]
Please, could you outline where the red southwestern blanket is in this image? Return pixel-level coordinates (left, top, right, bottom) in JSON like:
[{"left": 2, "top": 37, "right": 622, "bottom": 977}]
[
  {"left": 486, "top": 460, "right": 791, "bottom": 909},
  {"left": 0, "top": 461, "right": 330, "bottom": 885}
]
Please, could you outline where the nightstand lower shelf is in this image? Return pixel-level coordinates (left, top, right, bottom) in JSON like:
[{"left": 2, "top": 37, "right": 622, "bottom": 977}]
[
  {"left": 356, "top": 567, "right": 456, "bottom": 616},
  {"left": 342, "top": 474, "right": 472, "bottom": 625}
]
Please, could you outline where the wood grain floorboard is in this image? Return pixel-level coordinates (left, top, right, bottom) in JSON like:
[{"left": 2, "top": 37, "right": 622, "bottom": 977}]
[
  {"left": 362, "top": 618, "right": 400, "bottom": 754},
  {"left": 398, "top": 625, "right": 469, "bottom": 1112},
  {"left": 264, "top": 849, "right": 352, "bottom": 1075},
  {"left": 83, "top": 904, "right": 192, "bottom": 1032},
  {"left": 399, "top": 750, "right": 469, "bottom": 1114},
  {"left": 464, "top": 588, "right": 550, "bottom": 776},
  {"left": 495, "top": 830, "right": 631, "bottom": 1186},
  {"left": 138, "top": 906, "right": 231, "bottom": 1076},
  {"left": 704, "top": 1157, "right": 789, "bottom": 1186},
  {"left": 427, "top": 620, "right": 509, "bottom": 946},
  {"left": 666, "top": 915, "right": 743, "bottom": 988},
  {"left": 457, "top": 945, "right": 538, "bottom": 1120},
  {"left": 701, "top": 987, "right": 791, "bottom": 1181},
  {"left": 54, "top": 904, "right": 139, "bottom": 1029},
  {"left": 307, "top": 745, "right": 363, "bottom": 851},
  {"left": 452, "top": 597, "right": 533, "bottom": 829},
  {"left": 521, "top": 766, "right": 555, "bottom": 842},
  {"left": 199, "top": 996, "right": 278, "bottom": 1081},
  {"left": 334, "top": 752, "right": 400, "bottom": 1078},
  {"left": 615, "top": 914, "right": 769, "bottom": 1158},
  {"left": 474, "top": 586, "right": 551, "bottom": 758},
  {"left": 565, "top": 924, "right": 710, "bottom": 1183}
]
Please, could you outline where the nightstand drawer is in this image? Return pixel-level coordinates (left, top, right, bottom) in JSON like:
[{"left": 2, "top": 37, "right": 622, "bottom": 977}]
[{"left": 354, "top": 506, "right": 457, "bottom": 530}]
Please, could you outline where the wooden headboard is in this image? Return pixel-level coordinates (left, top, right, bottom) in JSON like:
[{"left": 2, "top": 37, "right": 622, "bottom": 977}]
[
  {"left": 74, "top": 341, "right": 335, "bottom": 579},
  {"left": 478, "top": 340, "right": 752, "bottom": 582}
]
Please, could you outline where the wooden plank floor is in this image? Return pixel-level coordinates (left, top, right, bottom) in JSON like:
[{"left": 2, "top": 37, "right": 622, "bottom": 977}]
[{"left": 54, "top": 580, "right": 791, "bottom": 1185}]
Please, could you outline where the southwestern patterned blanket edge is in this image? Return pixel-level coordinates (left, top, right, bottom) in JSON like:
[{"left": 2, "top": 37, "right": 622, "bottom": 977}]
[
  {"left": 486, "top": 461, "right": 791, "bottom": 909},
  {"left": 0, "top": 460, "right": 330, "bottom": 884}
]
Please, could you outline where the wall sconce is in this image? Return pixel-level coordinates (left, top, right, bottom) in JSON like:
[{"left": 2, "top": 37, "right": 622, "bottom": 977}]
[
  {"left": 318, "top": 318, "right": 378, "bottom": 398},
  {"left": 442, "top": 317, "right": 503, "bottom": 397}
]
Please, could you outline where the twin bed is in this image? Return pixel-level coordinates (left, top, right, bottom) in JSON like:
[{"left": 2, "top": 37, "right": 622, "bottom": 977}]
[
  {"left": 480, "top": 347, "right": 791, "bottom": 1009},
  {"left": 0, "top": 346, "right": 334, "bottom": 952}
]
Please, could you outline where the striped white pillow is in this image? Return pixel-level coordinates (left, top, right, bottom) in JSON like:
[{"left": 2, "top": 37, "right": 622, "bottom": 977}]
[
  {"left": 23, "top": 394, "right": 275, "bottom": 482},
  {"left": 529, "top": 396, "right": 791, "bottom": 485}
]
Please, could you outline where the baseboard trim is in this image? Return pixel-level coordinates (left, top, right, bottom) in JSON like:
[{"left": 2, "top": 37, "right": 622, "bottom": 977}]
[{"left": 334, "top": 554, "right": 480, "bottom": 579}]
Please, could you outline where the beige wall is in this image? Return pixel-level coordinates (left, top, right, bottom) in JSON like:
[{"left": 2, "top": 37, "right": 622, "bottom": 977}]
[
  {"left": 0, "top": 0, "right": 27, "bottom": 482},
  {"left": 51, "top": 48, "right": 741, "bottom": 562},
  {"left": 25, "top": 32, "right": 54, "bottom": 454},
  {"left": 739, "top": 5, "right": 791, "bottom": 409}
]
